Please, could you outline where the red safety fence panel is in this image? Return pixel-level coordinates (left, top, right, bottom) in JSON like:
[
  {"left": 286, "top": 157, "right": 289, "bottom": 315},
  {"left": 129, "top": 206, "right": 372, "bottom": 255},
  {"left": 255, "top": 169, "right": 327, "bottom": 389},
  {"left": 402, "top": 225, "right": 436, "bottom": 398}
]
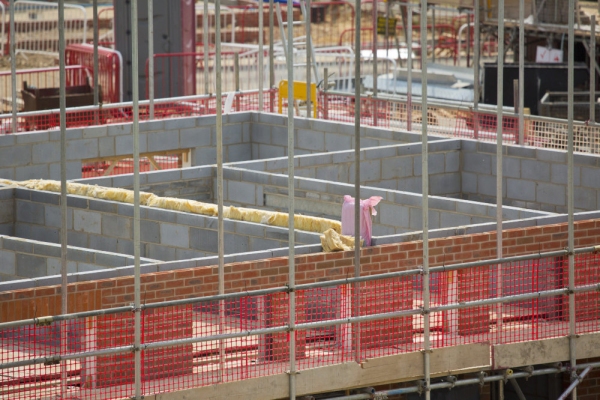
[
  {"left": 81, "top": 154, "right": 183, "bottom": 179},
  {"left": 573, "top": 252, "right": 600, "bottom": 335},
  {"left": 66, "top": 43, "right": 122, "bottom": 104}
]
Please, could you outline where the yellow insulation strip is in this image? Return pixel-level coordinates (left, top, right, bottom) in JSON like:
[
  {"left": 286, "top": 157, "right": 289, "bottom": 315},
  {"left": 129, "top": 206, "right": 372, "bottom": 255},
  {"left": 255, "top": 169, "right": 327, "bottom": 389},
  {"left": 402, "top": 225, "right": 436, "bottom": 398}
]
[{"left": 5, "top": 179, "right": 342, "bottom": 236}]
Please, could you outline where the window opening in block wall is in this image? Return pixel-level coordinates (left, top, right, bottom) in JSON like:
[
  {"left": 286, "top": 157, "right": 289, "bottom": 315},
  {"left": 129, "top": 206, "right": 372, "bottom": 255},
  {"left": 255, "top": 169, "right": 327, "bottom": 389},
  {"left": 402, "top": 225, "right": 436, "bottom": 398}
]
[{"left": 81, "top": 149, "right": 191, "bottom": 178}]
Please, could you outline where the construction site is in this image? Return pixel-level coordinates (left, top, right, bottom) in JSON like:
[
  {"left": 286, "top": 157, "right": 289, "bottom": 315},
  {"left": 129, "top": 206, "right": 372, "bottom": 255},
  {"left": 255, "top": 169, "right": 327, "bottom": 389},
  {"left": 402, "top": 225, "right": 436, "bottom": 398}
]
[{"left": 1, "top": 0, "right": 600, "bottom": 399}]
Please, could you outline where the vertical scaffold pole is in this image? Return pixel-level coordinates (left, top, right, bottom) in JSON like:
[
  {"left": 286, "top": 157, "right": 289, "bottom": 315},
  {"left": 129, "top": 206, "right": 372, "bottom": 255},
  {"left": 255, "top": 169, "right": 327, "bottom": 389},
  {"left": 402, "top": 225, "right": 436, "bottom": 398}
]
[
  {"left": 306, "top": 0, "right": 312, "bottom": 118},
  {"left": 258, "top": 0, "right": 264, "bottom": 111},
  {"left": 148, "top": 0, "right": 154, "bottom": 119},
  {"left": 420, "top": 0, "right": 430, "bottom": 398},
  {"left": 567, "top": 0, "right": 577, "bottom": 397},
  {"left": 131, "top": 0, "right": 142, "bottom": 398},
  {"left": 591, "top": 16, "right": 596, "bottom": 124},
  {"left": 58, "top": 0, "right": 68, "bottom": 396},
  {"left": 353, "top": 0, "right": 362, "bottom": 365},
  {"left": 93, "top": 0, "right": 99, "bottom": 108},
  {"left": 215, "top": 0, "right": 225, "bottom": 383},
  {"left": 473, "top": 0, "right": 480, "bottom": 139},
  {"left": 518, "top": 0, "right": 524, "bottom": 144},
  {"left": 407, "top": 4, "right": 412, "bottom": 132},
  {"left": 203, "top": 0, "right": 209, "bottom": 94},
  {"left": 287, "top": 0, "right": 297, "bottom": 397},
  {"left": 269, "top": 0, "right": 274, "bottom": 91},
  {"left": 495, "top": 0, "right": 505, "bottom": 339},
  {"left": 9, "top": 0, "right": 16, "bottom": 133}
]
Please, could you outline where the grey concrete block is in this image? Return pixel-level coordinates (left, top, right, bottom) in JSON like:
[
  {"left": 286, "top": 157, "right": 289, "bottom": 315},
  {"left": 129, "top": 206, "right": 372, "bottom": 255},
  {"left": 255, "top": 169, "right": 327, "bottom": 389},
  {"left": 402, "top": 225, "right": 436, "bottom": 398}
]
[
  {"left": 227, "top": 143, "right": 251, "bottom": 163},
  {"left": 16, "top": 253, "right": 46, "bottom": 278},
  {"left": 430, "top": 173, "right": 461, "bottom": 196},
  {"left": 82, "top": 125, "right": 108, "bottom": 139},
  {"left": 455, "top": 201, "right": 489, "bottom": 217},
  {"left": 140, "top": 220, "right": 160, "bottom": 243},
  {"left": 67, "top": 230, "right": 88, "bottom": 248},
  {"left": 0, "top": 145, "right": 32, "bottom": 168},
  {"left": 297, "top": 129, "right": 325, "bottom": 151},
  {"left": 165, "top": 117, "right": 197, "bottom": 130},
  {"left": 225, "top": 233, "right": 250, "bottom": 253},
  {"left": 0, "top": 168, "right": 15, "bottom": 180},
  {"left": 581, "top": 166, "right": 600, "bottom": 188},
  {"left": 535, "top": 182, "right": 565, "bottom": 206},
  {"left": 325, "top": 133, "right": 352, "bottom": 152},
  {"left": 140, "top": 120, "right": 165, "bottom": 132},
  {"left": 379, "top": 203, "right": 410, "bottom": 229},
  {"left": 477, "top": 174, "right": 500, "bottom": 197},
  {"left": 0, "top": 188, "right": 14, "bottom": 199},
  {"left": 68, "top": 248, "right": 95, "bottom": 263},
  {"left": 16, "top": 201, "right": 45, "bottom": 224},
  {"left": 49, "top": 161, "right": 81, "bottom": 180},
  {"left": 87, "top": 199, "right": 119, "bottom": 214},
  {"left": 146, "top": 131, "right": 177, "bottom": 153},
  {"left": 160, "top": 223, "right": 189, "bottom": 247},
  {"left": 117, "top": 239, "right": 134, "bottom": 256},
  {"left": 66, "top": 196, "right": 89, "bottom": 209},
  {"left": 507, "top": 178, "right": 536, "bottom": 202},
  {"left": 228, "top": 180, "right": 256, "bottom": 205},
  {"left": 88, "top": 234, "right": 118, "bottom": 253},
  {"left": 0, "top": 250, "right": 16, "bottom": 275},
  {"left": 16, "top": 131, "right": 49, "bottom": 144},
  {"left": 33, "top": 243, "right": 61, "bottom": 258},
  {"left": 536, "top": 148, "right": 566, "bottom": 163},
  {"left": 506, "top": 145, "right": 536, "bottom": 158},
  {"left": 440, "top": 212, "right": 473, "bottom": 229},
  {"left": 116, "top": 203, "right": 133, "bottom": 217},
  {"left": 66, "top": 139, "right": 99, "bottom": 160},
  {"left": 33, "top": 142, "right": 61, "bottom": 164},
  {"left": 66, "top": 128, "right": 83, "bottom": 140},
  {"left": 145, "top": 244, "right": 177, "bottom": 261},
  {"left": 73, "top": 209, "right": 102, "bottom": 234},
  {"left": 180, "top": 126, "right": 212, "bottom": 149},
  {"left": 98, "top": 137, "right": 116, "bottom": 158},
  {"left": 0, "top": 135, "right": 16, "bottom": 146},
  {"left": 521, "top": 159, "right": 550, "bottom": 181},
  {"left": 101, "top": 214, "right": 132, "bottom": 239},
  {"left": 445, "top": 151, "right": 460, "bottom": 173},
  {"left": 223, "top": 124, "right": 243, "bottom": 145},
  {"left": 0, "top": 201, "right": 13, "bottom": 225},
  {"left": 189, "top": 228, "right": 218, "bottom": 254},
  {"left": 463, "top": 152, "right": 491, "bottom": 174},
  {"left": 30, "top": 190, "right": 59, "bottom": 205},
  {"left": 575, "top": 188, "right": 596, "bottom": 211},
  {"left": 194, "top": 146, "right": 217, "bottom": 166},
  {"left": 382, "top": 156, "right": 413, "bottom": 180},
  {"left": 397, "top": 177, "right": 422, "bottom": 193},
  {"left": 45, "top": 206, "right": 73, "bottom": 229},
  {"left": 15, "top": 164, "right": 50, "bottom": 181}
]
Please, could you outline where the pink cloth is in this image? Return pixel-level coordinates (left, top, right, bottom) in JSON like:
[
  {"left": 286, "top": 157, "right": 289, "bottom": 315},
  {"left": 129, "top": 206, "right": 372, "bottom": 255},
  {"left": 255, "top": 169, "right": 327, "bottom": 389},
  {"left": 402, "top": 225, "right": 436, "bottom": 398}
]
[{"left": 341, "top": 195, "right": 382, "bottom": 246}]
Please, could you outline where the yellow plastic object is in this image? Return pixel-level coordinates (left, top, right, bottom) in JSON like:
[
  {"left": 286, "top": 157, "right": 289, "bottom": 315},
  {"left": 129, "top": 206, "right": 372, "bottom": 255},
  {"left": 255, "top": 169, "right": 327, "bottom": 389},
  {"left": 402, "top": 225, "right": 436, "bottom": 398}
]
[{"left": 278, "top": 80, "right": 318, "bottom": 118}]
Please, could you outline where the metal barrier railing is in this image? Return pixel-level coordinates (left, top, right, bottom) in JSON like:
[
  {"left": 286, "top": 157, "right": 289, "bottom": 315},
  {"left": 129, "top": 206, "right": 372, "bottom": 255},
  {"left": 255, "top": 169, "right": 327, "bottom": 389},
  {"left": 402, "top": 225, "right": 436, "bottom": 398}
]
[{"left": 9, "top": 0, "right": 87, "bottom": 55}]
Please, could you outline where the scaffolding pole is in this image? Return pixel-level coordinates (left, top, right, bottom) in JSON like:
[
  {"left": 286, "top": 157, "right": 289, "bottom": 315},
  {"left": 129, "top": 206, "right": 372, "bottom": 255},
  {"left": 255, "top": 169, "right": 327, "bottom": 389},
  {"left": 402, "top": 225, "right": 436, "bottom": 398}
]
[
  {"left": 9, "top": 0, "right": 16, "bottom": 133},
  {"left": 353, "top": 0, "right": 362, "bottom": 366},
  {"left": 495, "top": 0, "right": 505, "bottom": 339},
  {"left": 473, "top": 0, "right": 480, "bottom": 139},
  {"left": 567, "top": 0, "right": 577, "bottom": 398},
  {"left": 148, "top": 0, "right": 154, "bottom": 119},
  {"left": 203, "top": 0, "right": 209, "bottom": 94},
  {"left": 258, "top": 0, "right": 264, "bottom": 111},
  {"left": 215, "top": 0, "right": 225, "bottom": 383},
  {"left": 407, "top": 5, "right": 413, "bottom": 132},
  {"left": 130, "top": 0, "right": 142, "bottom": 397},
  {"left": 58, "top": 0, "right": 68, "bottom": 397},
  {"left": 306, "top": 0, "right": 312, "bottom": 118},
  {"left": 591, "top": 16, "right": 596, "bottom": 124},
  {"left": 93, "top": 0, "right": 99, "bottom": 108},
  {"left": 287, "top": 0, "right": 297, "bottom": 396},
  {"left": 420, "top": 0, "right": 430, "bottom": 397},
  {"left": 518, "top": 0, "right": 524, "bottom": 144}
]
